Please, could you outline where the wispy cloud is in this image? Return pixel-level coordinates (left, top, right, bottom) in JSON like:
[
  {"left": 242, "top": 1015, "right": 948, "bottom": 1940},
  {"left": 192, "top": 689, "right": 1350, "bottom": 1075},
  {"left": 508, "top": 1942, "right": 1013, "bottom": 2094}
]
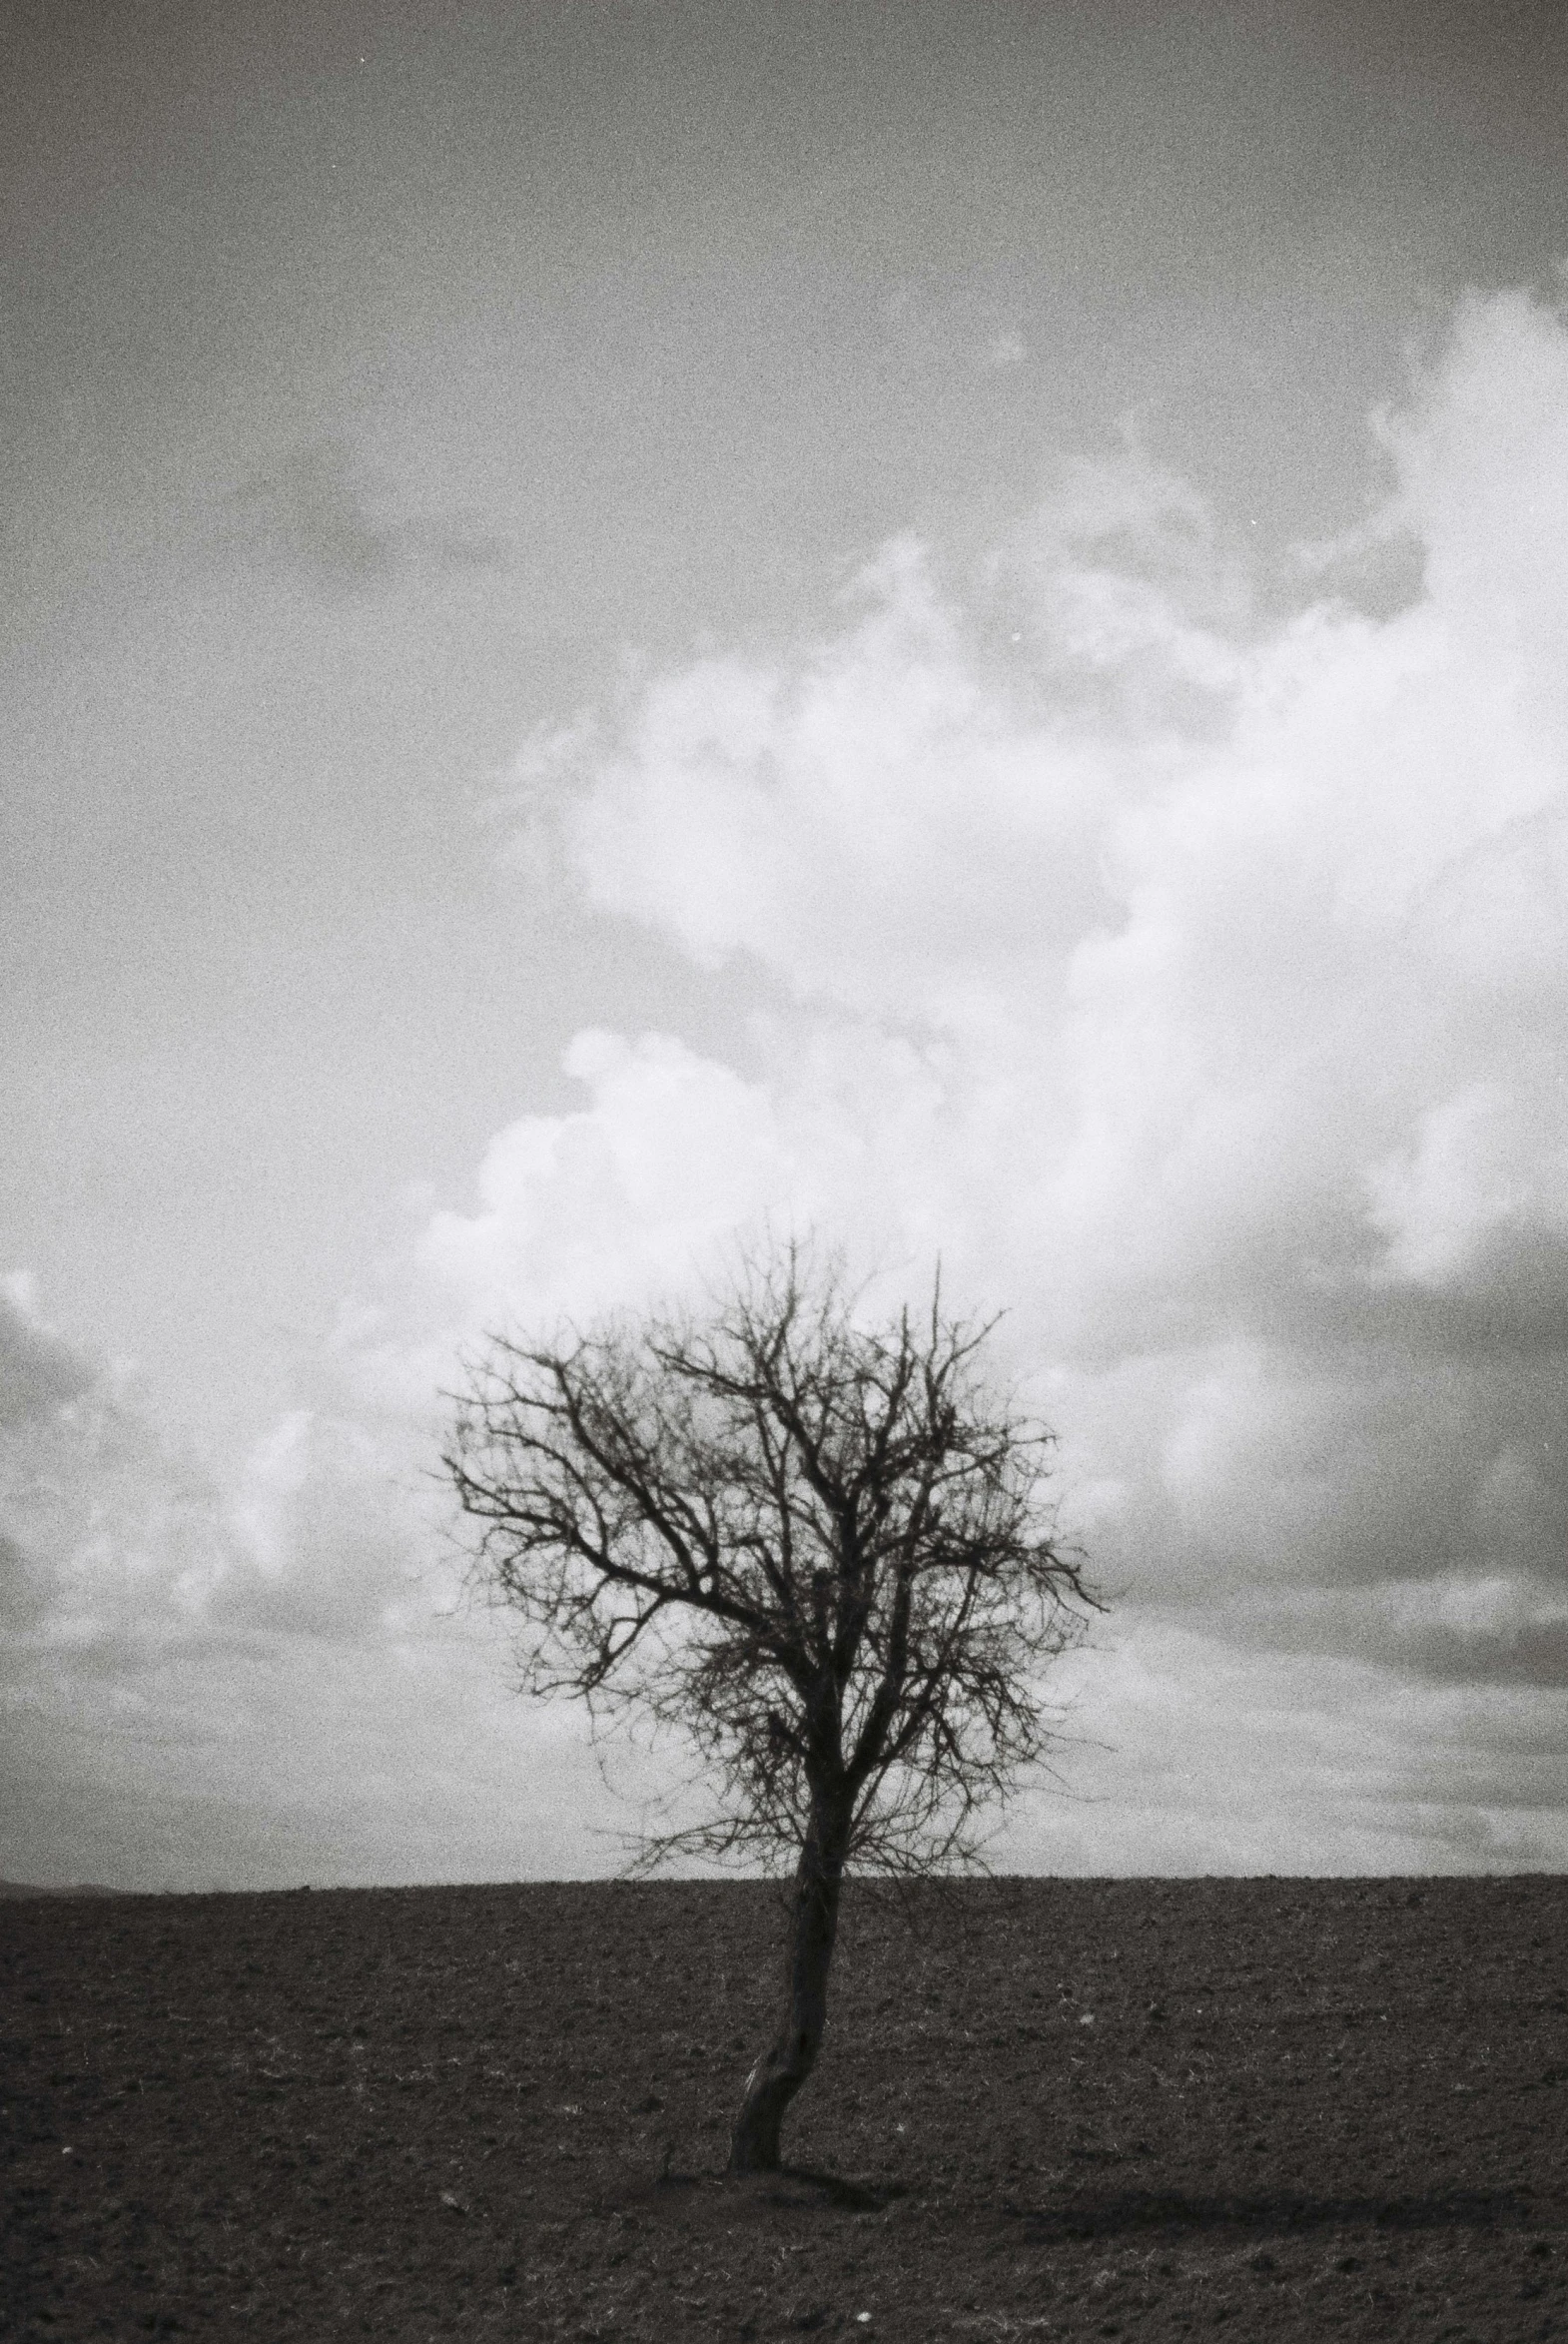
[
  {"left": 222, "top": 438, "right": 509, "bottom": 593},
  {"left": 982, "top": 328, "right": 1027, "bottom": 372}
]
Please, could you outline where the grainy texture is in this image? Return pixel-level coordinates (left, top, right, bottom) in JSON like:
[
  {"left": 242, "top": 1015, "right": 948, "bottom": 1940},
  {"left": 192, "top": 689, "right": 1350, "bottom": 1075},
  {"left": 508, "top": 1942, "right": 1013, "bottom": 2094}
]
[{"left": 2, "top": 1878, "right": 1565, "bottom": 2341}]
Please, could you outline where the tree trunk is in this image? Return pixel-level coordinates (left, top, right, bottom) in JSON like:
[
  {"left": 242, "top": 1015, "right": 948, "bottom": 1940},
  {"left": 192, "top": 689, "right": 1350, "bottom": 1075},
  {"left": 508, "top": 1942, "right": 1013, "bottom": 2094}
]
[{"left": 727, "top": 1815, "right": 846, "bottom": 2174}]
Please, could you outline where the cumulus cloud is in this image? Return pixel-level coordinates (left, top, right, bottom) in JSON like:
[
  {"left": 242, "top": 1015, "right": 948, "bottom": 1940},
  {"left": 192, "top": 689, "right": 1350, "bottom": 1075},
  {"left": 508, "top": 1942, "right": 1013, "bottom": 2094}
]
[
  {"left": 0, "top": 1281, "right": 605, "bottom": 1890},
  {"left": 11, "top": 286, "right": 1568, "bottom": 1884},
  {"left": 445, "top": 286, "right": 1568, "bottom": 1868}
]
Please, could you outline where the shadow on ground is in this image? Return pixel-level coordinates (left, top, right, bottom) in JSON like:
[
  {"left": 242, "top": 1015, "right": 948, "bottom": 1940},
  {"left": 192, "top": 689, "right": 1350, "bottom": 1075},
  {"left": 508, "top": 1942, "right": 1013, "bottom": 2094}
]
[
  {"left": 1004, "top": 2185, "right": 1542, "bottom": 2242},
  {"left": 644, "top": 2162, "right": 907, "bottom": 2213}
]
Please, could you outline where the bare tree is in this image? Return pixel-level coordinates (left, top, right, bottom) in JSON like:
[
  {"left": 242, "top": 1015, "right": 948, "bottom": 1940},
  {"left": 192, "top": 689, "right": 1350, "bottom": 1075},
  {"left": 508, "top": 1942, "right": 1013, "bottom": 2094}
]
[{"left": 441, "top": 1241, "right": 1099, "bottom": 2175}]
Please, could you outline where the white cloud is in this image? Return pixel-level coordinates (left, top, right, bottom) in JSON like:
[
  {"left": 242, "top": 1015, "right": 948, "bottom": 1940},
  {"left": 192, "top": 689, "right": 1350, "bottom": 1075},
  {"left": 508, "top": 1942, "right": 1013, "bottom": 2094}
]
[
  {"left": 419, "top": 1030, "right": 786, "bottom": 1323},
  {"left": 450, "top": 285, "right": 1568, "bottom": 1866},
  {"left": 1001, "top": 1620, "right": 1568, "bottom": 1875},
  {"left": 0, "top": 1280, "right": 609, "bottom": 1890},
  {"left": 9, "top": 286, "right": 1568, "bottom": 1884},
  {"left": 1366, "top": 1081, "right": 1568, "bottom": 1290},
  {"left": 539, "top": 288, "right": 1568, "bottom": 1346}
]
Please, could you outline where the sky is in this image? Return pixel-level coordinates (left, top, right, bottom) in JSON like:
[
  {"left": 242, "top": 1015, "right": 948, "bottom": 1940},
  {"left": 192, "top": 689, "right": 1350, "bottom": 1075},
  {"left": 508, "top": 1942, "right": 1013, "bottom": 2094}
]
[{"left": 5, "top": 0, "right": 1568, "bottom": 1890}]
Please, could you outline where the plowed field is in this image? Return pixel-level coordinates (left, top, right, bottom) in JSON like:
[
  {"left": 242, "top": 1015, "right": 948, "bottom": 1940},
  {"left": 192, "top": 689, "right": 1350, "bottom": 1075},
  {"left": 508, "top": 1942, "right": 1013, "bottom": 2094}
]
[{"left": 3, "top": 1877, "right": 1565, "bottom": 2341}]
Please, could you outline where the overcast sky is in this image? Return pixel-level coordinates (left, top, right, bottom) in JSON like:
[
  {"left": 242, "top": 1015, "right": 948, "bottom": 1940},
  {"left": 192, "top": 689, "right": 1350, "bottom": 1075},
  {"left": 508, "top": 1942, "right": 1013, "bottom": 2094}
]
[{"left": 5, "top": 0, "right": 1568, "bottom": 1890}]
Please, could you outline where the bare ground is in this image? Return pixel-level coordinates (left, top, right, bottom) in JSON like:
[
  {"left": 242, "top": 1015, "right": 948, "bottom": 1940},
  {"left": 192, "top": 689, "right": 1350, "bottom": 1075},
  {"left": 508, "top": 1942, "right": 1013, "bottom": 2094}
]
[{"left": 3, "top": 1876, "right": 1565, "bottom": 2341}]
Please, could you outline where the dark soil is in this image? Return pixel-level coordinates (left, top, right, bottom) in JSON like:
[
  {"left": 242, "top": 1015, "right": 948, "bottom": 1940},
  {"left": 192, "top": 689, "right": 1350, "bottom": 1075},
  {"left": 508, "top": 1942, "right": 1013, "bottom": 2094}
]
[{"left": 3, "top": 1876, "right": 1565, "bottom": 2341}]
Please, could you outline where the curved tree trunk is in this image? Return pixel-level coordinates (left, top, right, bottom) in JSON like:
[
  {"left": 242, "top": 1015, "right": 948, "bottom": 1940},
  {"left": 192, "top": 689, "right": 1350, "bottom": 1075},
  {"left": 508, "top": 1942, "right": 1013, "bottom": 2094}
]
[{"left": 728, "top": 1813, "right": 847, "bottom": 2174}]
